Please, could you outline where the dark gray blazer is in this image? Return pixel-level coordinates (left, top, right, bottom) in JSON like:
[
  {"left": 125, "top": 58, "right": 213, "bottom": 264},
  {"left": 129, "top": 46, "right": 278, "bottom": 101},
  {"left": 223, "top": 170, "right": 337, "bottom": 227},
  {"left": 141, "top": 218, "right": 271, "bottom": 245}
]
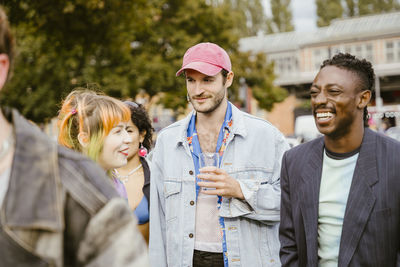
[{"left": 279, "top": 128, "right": 400, "bottom": 267}]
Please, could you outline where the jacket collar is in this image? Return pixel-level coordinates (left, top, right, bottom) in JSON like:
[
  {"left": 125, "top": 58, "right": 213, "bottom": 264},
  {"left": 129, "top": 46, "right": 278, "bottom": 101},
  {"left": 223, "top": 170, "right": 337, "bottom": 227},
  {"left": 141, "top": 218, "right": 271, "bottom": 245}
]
[
  {"left": 297, "top": 136, "right": 324, "bottom": 264},
  {"left": 172, "top": 102, "right": 247, "bottom": 148},
  {"left": 2, "top": 109, "right": 63, "bottom": 232}
]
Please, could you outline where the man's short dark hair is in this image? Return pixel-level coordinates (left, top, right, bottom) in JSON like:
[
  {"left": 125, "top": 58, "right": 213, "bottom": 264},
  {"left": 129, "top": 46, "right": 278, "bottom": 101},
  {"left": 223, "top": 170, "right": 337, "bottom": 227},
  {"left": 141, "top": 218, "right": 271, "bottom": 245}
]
[
  {"left": 320, "top": 53, "right": 375, "bottom": 127},
  {"left": 221, "top": 69, "right": 229, "bottom": 85},
  {"left": 184, "top": 68, "right": 229, "bottom": 85},
  {"left": 0, "top": 6, "right": 14, "bottom": 77}
]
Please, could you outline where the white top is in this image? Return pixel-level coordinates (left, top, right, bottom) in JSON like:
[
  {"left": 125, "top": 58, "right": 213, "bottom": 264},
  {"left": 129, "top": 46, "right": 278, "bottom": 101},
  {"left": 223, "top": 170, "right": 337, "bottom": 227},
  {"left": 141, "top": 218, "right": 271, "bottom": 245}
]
[
  {"left": 194, "top": 191, "right": 223, "bottom": 252},
  {"left": 0, "top": 167, "right": 11, "bottom": 209},
  {"left": 318, "top": 151, "right": 358, "bottom": 266}
]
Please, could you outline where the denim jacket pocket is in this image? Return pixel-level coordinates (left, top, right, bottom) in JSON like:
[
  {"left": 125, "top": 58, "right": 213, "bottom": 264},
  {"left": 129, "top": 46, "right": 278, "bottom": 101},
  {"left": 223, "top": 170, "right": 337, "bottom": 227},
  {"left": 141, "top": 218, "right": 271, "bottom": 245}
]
[
  {"left": 164, "top": 179, "right": 182, "bottom": 222},
  {"left": 229, "top": 167, "right": 273, "bottom": 191}
]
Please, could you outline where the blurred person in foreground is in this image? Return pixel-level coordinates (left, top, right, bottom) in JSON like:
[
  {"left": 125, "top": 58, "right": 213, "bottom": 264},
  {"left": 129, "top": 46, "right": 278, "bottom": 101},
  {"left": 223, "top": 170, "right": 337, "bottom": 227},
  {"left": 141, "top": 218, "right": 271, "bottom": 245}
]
[
  {"left": 113, "top": 101, "right": 153, "bottom": 243},
  {"left": 149, "top": 42, "right": 289, "bottom": 266},
  {"left": 0, "top": 7, "right": 148, "bottom": 266},
  {"left": 279, "top": 53, "right": 400, "bottom": 266}
]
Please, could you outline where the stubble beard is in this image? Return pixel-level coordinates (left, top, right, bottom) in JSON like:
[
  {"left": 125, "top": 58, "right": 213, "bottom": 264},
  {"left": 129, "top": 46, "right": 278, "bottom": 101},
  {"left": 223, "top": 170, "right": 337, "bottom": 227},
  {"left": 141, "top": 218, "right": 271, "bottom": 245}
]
[{"left": 189, "top": 89, "right": 226, "bottom": 114}]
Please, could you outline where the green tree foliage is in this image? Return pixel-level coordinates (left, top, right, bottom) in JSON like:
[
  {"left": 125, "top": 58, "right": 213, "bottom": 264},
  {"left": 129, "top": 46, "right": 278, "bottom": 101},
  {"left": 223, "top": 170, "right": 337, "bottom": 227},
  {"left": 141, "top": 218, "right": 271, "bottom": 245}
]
[
  {"left": 325, "top": 0, "right": 400, "bottom": 23},
  {"left": 1, "top": 0, "right": 155, "bottom": 122},
  {"left": 316, "top": 0, "right": 343, "bottom": 27},
  {"left": 215, "top": 0, "right": 295, "bottom": 34},
  {"left": 358, "top": 0, "right": 377, "bottom": 14},
  {"left": 245, "top": 0, "right": 271, "bottom": 35},
  {"left": 232, "top": 52, "right": 287, "bottom": 110},
  {"left": 348, "top": 0, "right": 400, "bottom": 15},
  {"left": 232, "top": 0, "right": 269, "bottom": 36},
  {"left": 344, "top": 0, "right": 356, "bottom": 16},
  {"left": 270, "top": 0, "right": 294, "bottom": 32},
  {"left": 1, "top": 0, "right": 285, "bottom": 122},
  {"left": 208, "top": 0, "right": 269, "bottom": 37}
]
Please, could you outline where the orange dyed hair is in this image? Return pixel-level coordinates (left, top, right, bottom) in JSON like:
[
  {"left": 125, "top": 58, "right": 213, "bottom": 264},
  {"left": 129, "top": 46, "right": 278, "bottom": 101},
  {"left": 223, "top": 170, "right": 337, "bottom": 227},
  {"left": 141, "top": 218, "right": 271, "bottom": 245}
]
[{"left": 57, "top": 89, "right": 130, "bottom": 162}]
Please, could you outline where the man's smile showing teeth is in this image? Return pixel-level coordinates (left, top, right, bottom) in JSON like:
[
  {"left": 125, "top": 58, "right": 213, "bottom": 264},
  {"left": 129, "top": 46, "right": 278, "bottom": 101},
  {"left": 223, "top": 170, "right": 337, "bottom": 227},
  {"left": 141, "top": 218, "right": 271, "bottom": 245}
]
[
  {"left": 316, "top": 112, "right": 334, "bottom": 122},
  {"left": 316, "top": 112, "right": 333, "bottom": 118}
]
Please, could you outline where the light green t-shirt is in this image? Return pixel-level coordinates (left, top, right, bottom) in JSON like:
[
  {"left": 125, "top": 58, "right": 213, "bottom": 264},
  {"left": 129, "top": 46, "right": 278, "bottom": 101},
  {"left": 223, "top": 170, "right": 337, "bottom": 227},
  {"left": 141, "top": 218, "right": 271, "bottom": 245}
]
[{"left": 318, "top": 150, "right": 358, "bottom": 267}]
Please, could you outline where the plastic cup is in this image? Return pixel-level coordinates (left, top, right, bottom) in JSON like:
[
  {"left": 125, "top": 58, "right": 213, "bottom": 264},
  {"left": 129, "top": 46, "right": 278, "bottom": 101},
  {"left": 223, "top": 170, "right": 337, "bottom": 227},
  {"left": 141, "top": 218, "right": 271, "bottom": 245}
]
[{"left": 198, "top": 152, "right": 219, "bottom": 191}]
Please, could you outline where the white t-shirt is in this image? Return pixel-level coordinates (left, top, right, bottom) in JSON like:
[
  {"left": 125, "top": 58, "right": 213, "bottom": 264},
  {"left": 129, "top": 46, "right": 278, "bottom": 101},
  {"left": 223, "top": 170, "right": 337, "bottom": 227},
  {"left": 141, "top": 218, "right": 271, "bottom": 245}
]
[
  {"left": 194, "top": 191, "right": 223, "bottom": 252},
  {"left": 0, "top": 167, "right": 11, "bottom": 209},
  {"left": 318, "top": 150, "right": 358, "bottom": 267}
]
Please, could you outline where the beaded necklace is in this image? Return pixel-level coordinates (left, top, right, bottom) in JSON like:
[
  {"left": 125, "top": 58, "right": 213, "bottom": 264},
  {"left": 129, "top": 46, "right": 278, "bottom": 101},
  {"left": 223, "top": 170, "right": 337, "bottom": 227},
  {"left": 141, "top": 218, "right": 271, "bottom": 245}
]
[{"left": 113, "top": 164, "right": 142, "bottom": 184}]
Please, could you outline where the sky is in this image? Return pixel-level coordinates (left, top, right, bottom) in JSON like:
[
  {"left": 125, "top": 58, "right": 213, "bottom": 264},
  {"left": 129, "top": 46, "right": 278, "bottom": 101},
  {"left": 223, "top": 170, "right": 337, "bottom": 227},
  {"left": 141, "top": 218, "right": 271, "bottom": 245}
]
[{"left": 263, "top": 0, "right": 317, "bottom": 32}]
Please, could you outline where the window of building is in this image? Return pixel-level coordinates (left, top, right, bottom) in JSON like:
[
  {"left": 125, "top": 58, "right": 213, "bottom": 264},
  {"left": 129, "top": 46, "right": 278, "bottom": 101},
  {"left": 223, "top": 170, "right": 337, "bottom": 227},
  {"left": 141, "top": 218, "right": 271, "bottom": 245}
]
[
  {"left": 355, "top": 45, "right": 362, "bottom": 57},
  {"left": 270, "top": 54, "right": 299, "bottom": 75},
  {"left": 286, "top": 57, "right": 292, "bottom": 71},
  {"left": 365, "top": 43, "right": 373, "bottom": 62},
  {"left": 386, "top": 41, "right": 395, "bottom": 63},
  {"left": 397, "top": 41, "right": 400, "bottom": 62},
  {"left": 278, "top": 59, "right": 284, "bottom": 73},
  {"left": 313, "top": 48, "right": 329, "bottom": 71}
]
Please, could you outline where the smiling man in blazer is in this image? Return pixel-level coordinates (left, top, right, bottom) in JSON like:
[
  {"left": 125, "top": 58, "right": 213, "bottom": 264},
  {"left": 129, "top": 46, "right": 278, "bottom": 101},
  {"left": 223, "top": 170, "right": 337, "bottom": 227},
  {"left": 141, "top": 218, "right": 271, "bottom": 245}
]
[{"left": 279, "top": 53, "right": 400, "bottom": 266}]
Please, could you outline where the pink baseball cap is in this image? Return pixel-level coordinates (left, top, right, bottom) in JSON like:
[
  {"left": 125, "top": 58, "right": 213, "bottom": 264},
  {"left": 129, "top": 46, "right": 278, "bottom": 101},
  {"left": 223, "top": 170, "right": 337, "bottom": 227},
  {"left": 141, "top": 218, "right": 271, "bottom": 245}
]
[{"left": 176, "top": 42, "right": 232, "bottom": 76}]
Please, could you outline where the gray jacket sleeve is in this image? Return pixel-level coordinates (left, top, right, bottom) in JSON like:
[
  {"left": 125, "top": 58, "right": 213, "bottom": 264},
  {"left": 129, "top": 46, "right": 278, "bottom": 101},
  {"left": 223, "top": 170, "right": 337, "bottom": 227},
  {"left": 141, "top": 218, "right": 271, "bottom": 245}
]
[
  {"left": 59, "top": 154, "right": 149, "bottom": 267},
  {"left": 77, "top": 198, "right": 149, "bottom": 267}
]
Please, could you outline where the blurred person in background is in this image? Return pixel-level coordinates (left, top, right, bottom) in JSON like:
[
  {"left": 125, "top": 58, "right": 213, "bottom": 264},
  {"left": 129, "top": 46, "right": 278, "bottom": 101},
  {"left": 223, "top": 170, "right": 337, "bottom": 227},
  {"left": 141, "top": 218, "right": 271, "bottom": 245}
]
[
  {"left": 149, "top": 42, "right": 289, "bottom": 267},
  {"left": 0, "top": 6, "right": 148, "bottom": 266},
  {"left": 280, "top": 53, "right": 400, "bottom": 266},
  {"left": 113, "top": 101, "right": 153, "bottom": 243}
]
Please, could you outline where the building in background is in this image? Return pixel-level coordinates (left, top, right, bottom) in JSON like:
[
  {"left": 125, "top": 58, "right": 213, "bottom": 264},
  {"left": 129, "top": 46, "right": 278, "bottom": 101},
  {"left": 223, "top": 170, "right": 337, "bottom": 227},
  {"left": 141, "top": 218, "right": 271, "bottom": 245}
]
[{"left": 240, "top": 11, "right": 400, "bottom": 136}]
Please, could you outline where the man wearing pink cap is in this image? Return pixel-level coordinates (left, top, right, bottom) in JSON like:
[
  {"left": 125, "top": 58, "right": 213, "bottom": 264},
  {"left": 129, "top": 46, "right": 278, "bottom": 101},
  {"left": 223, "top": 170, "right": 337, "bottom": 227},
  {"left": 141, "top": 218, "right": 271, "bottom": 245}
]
[{"left": 150, "top": 42, "right": 289, "bottom": 267}]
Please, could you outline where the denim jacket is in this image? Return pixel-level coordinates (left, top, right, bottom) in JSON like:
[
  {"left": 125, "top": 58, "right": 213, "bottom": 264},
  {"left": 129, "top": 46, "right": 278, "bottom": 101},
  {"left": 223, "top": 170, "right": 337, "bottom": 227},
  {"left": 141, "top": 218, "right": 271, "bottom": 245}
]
[
  {"left": 0, "top": 108, "right": 149, "bottom": 267},
  {"left": 149, "top": 103, "right": 289, "bottom": 267}
]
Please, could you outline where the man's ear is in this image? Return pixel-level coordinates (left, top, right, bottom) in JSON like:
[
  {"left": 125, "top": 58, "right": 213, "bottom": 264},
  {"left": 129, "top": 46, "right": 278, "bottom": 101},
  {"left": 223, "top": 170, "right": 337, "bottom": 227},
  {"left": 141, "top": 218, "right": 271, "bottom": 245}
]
[
  {"left": 225, "top": 71, "right": 234, "bottom": 87},
  {"left": 0, "top": 54, "right": 10, "bottom": 90},
  {"left": 77, "top": 132, "right": 89, "bottom": 147},
  {"left": 358, "top": 90, "right": 371, "bottom": 109}
]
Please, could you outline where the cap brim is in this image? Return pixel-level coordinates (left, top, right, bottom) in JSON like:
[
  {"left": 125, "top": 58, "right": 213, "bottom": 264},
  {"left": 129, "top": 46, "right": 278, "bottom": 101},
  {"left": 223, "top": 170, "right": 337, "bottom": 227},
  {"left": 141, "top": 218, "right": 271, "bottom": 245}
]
[{"left": 176, "top": 62, "right": 223, "bottom": 77}]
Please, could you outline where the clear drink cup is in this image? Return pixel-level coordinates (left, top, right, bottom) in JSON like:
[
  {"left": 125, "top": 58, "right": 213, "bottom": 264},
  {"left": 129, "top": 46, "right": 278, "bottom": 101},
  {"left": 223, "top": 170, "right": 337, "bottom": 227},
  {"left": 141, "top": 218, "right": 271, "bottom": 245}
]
[{"left": 198, "top": 152, "right": 219, "bottom": 191}]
